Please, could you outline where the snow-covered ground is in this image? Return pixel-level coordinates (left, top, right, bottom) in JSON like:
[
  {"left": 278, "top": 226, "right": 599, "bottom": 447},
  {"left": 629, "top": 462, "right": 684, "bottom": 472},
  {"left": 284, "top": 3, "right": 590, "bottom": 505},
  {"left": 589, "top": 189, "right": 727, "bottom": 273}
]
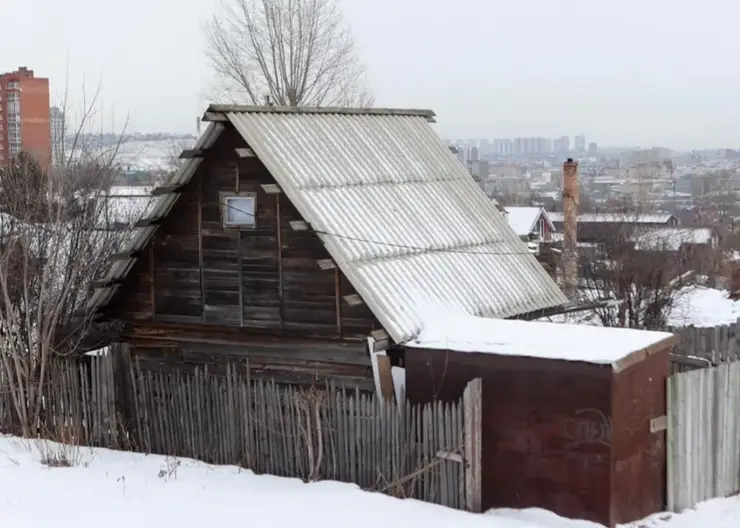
[
  {"left": 540, "top": 286, "right": 740, "bottom": 329},
  {"left": 116, "top": 138, "right": 195, "bottom": 172},
  {"left": 667, "top": 286, "right": 740, "bottom": 327},
  {"left": 0, "top": 436, "right": 739, "bottom": 528}
]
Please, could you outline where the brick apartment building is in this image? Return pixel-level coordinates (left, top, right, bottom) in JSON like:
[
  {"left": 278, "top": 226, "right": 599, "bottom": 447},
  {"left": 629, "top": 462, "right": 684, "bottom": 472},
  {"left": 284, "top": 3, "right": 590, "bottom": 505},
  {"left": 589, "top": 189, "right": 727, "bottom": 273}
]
[{"left": 0, "top": 67, "right": 52, "bottom": 169}]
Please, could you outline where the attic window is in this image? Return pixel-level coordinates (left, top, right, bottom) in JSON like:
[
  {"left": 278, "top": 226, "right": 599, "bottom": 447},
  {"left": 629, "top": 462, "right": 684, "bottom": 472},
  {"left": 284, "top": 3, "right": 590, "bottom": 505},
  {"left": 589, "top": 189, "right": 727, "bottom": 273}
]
[{"left": 222, "top": 193, "right": 256, "bottom": 228}]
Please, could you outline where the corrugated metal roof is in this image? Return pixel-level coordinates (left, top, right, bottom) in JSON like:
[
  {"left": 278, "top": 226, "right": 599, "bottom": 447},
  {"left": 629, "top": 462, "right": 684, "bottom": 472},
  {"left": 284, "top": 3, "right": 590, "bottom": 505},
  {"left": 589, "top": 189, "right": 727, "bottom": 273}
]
[
  {"left": 226, "top": 109, "right": 566, "bottom": 343},
  {"left": 87, "top": 122, "right": 225, "bottom": 311}
]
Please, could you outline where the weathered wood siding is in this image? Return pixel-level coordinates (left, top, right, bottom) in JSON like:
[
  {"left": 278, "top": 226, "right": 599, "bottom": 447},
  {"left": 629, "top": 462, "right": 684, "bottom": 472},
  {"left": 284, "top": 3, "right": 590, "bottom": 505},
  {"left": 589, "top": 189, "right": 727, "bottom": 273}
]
[
  {"left": 108, "top": 127, "right": 378, "bottom": 339},
  {"left": 105, "top": 127, "right": 380, "bottom": 387}
]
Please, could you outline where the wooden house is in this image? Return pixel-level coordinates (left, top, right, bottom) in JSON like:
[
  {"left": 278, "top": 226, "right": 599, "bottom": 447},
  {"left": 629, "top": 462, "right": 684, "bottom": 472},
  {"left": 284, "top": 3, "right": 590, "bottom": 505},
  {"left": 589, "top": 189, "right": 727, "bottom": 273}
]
[
  {"left": 549, "top": 212, "right": 679, "bottom": 244},
  {"left": 502, "top": 206, "right": 556, "bottom": 243},
  {"left": 89, "top": 105, "right": 567, "bottom": 392}
]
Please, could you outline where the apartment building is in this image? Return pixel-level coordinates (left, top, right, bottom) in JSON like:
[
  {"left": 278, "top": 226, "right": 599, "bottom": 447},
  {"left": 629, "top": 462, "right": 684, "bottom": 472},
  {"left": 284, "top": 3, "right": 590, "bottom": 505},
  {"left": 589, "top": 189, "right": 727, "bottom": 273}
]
[{"left": 0, "top": 67, "right": 51, "bottom": 168}]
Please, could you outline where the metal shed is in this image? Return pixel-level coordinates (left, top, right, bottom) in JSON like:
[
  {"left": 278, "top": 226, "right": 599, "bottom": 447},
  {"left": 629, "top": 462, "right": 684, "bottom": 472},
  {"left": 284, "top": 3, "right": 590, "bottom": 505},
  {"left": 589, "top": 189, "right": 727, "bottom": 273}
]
[{"left": 402, "top": 316, "right": 677, "bottom": 527}]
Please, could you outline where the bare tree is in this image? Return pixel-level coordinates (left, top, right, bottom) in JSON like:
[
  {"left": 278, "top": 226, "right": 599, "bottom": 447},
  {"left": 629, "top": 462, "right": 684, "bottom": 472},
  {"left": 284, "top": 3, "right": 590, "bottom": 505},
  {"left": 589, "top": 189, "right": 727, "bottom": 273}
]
[
  {"left": 205, "top": 0, "right": 373, "bottom": 107},
  {"left": 0, "top": 84, "right": 130, "bottom": 437},
  {"left": 575, "top": 219, "right": 716, "bottom": 329}
]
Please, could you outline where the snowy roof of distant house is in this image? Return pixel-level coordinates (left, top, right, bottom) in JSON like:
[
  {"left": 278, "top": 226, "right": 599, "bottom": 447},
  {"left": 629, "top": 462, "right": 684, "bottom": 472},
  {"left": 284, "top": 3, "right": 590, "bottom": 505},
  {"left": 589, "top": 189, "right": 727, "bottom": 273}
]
[
  {"left": 405, "top": 314, "right": 676, "bottom": 370},
  {"left": 630, "top": 227, "right": 714, "bottom": 251},
  {"left": 90, "top": 106, "right": 567, "bottom": 344},
  {"left": 503, "top": 206, "right": 555, "bottom": 237},
  {"left": 548, "top": 212, "right": 676, "bottom": 224}
]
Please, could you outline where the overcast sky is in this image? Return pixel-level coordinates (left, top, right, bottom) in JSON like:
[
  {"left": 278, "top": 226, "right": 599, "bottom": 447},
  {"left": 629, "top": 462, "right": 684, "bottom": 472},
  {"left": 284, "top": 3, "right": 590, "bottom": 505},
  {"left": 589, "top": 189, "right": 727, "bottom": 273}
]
[{"left": 6, "top": 0, "right": 740, "bottom": 149}]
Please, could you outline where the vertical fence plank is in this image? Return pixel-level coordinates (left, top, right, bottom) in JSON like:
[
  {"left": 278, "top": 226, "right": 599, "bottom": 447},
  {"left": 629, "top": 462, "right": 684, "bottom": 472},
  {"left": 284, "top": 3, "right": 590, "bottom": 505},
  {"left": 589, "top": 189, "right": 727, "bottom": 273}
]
[
  {"left": 463, "top": 378, "right": 483, "bottom": 513},
  {"left": 0, "top": 360, "right": 478, "bottom": 511}
]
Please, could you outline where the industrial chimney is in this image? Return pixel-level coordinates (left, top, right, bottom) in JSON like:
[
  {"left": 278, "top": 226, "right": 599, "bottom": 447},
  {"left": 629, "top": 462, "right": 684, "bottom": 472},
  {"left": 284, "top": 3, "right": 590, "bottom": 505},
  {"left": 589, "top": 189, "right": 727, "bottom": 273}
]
[{"left": 562, "top": 158, "right": 579, "bottom": 299}]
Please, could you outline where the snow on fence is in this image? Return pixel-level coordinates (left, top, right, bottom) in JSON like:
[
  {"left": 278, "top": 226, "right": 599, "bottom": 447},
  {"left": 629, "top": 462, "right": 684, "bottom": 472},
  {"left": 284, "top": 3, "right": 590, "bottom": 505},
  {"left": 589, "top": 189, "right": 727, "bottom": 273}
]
[
  {"left": 667, "top": 361, "right": 740, "bottom": 512},
  {"left": 668, "top": 319, "right": 740, "bottom": 373},
  {"left": 0, "top": 354, "right": 483, "bottom": 512}
]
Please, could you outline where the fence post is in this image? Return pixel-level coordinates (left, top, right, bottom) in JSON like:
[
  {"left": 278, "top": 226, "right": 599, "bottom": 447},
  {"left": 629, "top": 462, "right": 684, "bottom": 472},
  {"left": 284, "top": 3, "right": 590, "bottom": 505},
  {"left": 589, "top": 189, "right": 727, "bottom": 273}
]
[
  {"left": 463, "top": 378, "right": 482, "bottom": 513},
  {"left": 110, "top": 343, "right": 137, "bottom": 445}
]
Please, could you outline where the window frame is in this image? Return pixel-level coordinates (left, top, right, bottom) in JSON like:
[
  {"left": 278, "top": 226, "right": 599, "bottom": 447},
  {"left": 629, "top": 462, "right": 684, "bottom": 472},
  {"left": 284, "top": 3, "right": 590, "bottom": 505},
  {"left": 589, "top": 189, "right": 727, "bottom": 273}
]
[{"left": 220, "top": 191, "right": 257, "bottom": 229}]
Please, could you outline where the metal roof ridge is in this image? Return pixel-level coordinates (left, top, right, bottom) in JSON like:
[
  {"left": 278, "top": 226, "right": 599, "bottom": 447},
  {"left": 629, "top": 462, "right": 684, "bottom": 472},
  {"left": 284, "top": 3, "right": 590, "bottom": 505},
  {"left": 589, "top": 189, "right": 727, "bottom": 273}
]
[{"left": 207, "top": 104, "right": 436, "bottom": 119}]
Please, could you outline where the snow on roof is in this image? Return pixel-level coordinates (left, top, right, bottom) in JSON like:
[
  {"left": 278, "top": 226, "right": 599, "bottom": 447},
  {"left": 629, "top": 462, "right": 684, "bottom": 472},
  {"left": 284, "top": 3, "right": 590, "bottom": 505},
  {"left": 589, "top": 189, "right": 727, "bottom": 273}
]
[
  {"left": 668, "top": 286, "right": 740, "bottom": 327},
  {"left": 549, "top": 212, "right": 675, "bottom": 224},
  {"left": 631, "top": 227, "right": 714, "bottom": 251},
  {"left": 503, "top": 206, "right": 545, "bottom": 237},
  {"left": 405, "top": 313, "right": 675, "bottom": 367}
]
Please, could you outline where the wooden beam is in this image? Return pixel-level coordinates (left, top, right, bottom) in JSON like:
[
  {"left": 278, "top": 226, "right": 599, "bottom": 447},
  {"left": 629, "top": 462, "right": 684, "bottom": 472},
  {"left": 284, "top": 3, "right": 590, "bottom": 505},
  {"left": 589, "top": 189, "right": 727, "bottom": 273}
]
[
  {"left": 202, "top": 111, "right": 228, "bottom": 122},
  {"left": 277, "top": 194, "right": 284, "bottom": 328},
  {"left": 343, "top": 293, "right": 363, "bottom": 306},
  {"left": 334, "top": 268, "right": 342, "bottom": 337},
  {"left": 149, "top": 240, "right": 156, "bottom": 321},
  {"left": 110, "top": 251, "right": 141, "bottom": 261},
  {"left": 135, "top": 217, "right": 162, "bottom": 228},
  {"left": 317, "top": 259, "right": 336, "bottom": 270},
  {"left": 290, "top": 220, "right": 309, "bottom": 231},
  {"left": 92, "top": 278, "right": 121, "bottom": 289},
  {"left": 375, "top": 354, "right": 395, "bottom": 402},
  {"left": 179, "top": 149, "right": 204, "bottom": 159},
  {"left": 151, "top": 185, "right": 183, "bottom": 196},
  {"left": 463, "top": 378, "right": 483, "bottom": 513},
  {"left": 236, "top": 163, "right": 245, "bottom": 328},
  {"left": 197, "top": 172, "right": 206, "bottom": 323},
  {"left": 261, "top": 183, "right": 282, "bottom": 194},
  {"left": 235, "top": 147, "right": 256, "bottom": 158}
]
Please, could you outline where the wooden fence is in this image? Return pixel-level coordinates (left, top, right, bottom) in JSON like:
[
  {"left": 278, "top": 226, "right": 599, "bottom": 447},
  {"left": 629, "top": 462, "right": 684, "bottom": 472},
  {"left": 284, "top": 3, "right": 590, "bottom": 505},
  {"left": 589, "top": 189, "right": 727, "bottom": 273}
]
[
  {"left": 668, "top": 319, "right": 740, "bottom": 373},
  {"left": 666, "top": 361, "right": 740, "bottom": 512},
  {"left": 0, "top": 355, "right": 482, "bottom": 512}
]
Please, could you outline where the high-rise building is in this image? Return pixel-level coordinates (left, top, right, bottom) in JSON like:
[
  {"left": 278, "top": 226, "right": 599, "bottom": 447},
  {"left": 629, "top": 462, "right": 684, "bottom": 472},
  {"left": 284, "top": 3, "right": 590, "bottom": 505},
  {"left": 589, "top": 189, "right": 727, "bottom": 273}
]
[
  {"left": 493, "top": 138, "right": 512, "bottom": 155},
  {"left": 554, "top": 136, "right": 570, "bottom": 153},
  {"left": 575, "top": 135, "right": 586, "bottom": 152},
  {"left": 588, "top": 142, "right": 598, "bottom": 156},
  {"left": 50, "top": 106, "right": 65, "bottom": 165},
  {"left": 0, "top": 67, "right": 51, "bottom": 168}
]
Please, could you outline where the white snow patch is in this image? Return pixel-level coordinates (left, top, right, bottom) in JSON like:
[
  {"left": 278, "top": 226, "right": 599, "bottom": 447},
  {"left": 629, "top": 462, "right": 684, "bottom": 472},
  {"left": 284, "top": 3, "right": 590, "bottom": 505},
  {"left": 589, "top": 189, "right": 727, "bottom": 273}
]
[
  {"left": 405, "top": 314, "right": 674, "bottom": 365},
  {"left": 668, "top": 287, "right": 740, "bottom": 328},
  {"left": 0, "top": 436, "right": 738, "bottom": 527},
  {"left": 505, "top": 206, "right": 543, "bottom": 237}
]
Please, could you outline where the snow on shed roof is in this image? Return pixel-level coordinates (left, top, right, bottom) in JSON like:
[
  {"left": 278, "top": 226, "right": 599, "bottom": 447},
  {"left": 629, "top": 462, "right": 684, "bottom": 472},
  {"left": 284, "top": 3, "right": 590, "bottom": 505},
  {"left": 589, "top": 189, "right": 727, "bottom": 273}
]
[
  {"left": 90, "top": 107, "right": 567, "bottom": 344},
  {"left": 548, "top": 212, "right": 676, "bottom": 224},
  {"left": 503, "top": 206, "right": 554, "bottom": 236},
  {"left": 405, "top": 314, "right": 677, "bottom": 369}
]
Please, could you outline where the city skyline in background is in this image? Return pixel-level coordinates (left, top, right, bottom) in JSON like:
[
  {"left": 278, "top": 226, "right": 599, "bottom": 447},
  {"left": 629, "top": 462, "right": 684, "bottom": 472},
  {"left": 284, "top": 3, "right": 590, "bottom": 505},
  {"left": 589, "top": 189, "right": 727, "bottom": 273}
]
[{"left": 5, "top": 0, "right": 740, "bottom": 150}]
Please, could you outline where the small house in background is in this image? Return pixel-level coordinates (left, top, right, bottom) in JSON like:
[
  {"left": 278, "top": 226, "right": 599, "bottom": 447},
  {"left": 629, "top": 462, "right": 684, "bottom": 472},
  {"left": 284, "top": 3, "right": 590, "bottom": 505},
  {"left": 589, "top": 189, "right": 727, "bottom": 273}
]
[
  {"left": 503, "top": 206, "right": 556, "bottom": 243},
  {"left": 403, "top": 315, "right": 677, "bottom": 528},
  {"left": 549, "top": 212, "right": 679, "bottom": 244},
  {"left": 90, "top": 105, "right": 567, "bottom": 392}
]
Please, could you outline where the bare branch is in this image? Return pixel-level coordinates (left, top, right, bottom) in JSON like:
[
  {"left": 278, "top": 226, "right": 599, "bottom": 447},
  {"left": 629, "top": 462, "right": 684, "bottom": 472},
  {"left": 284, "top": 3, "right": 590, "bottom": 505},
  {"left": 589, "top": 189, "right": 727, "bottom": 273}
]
[
  {"left": 205, "top": 0, "right": 373, "bottom": 107},
  {"left": 0, "top": 78, "right": 131, "bottom": 437}
]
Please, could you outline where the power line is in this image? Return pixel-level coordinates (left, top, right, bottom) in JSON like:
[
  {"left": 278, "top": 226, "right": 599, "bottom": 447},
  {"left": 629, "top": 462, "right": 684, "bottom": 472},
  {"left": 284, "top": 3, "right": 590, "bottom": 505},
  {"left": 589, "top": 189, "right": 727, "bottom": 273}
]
[{"left": 220, "top": 200, "right": 539, "bottom": 257}]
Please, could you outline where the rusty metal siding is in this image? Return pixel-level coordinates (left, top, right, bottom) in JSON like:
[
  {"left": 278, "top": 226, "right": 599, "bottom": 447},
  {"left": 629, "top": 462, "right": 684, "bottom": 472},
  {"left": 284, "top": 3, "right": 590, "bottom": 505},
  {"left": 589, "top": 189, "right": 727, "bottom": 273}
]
[
  {"left": 610, "top": 346, "right": 670, "bottom": 524},
  {"left": 404, "top": 347, "right": 614, "bottom": 525},
  {"left": 225, "top": 109, "right": 566, "bottom": 343}
]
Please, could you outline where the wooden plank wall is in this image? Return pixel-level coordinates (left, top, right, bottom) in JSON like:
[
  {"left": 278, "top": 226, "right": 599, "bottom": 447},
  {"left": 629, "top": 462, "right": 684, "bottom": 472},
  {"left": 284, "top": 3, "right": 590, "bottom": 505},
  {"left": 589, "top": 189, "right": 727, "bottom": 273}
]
[
  {"left": 667, "top": 361, "right": 740, "bottom": 512},
  {"left": 108, "top": 127, "right": 377, "bottom": 340},
  {"left": 0, "top": 352, "right": 484, "bottom": 513}
]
